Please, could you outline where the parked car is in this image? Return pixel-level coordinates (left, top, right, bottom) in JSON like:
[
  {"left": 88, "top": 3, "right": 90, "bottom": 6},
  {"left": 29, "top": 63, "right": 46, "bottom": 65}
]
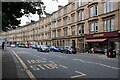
[
  {"left": 63, "top": 46, "right": 77, "bottom": 54},
  {"left": 37, "top": 45, "right": 50, "bottom": 52},
  {"left": 50, "top": 46, "right": 61, "bottom": 52},
  {"left": 88, "top": 47, "right": 107, "bottom": 53},
  {"left": 31, "top": 44, "right": 37, "bottom": 49},
  {"left": 24, "top": 44, "right": 29, "bottom": 48},
  {"left": 18, "top": 44, "right": 25, "bottom": 48},
  {"left": 10, "top": 44, "right": 16, "bottom": 48}
]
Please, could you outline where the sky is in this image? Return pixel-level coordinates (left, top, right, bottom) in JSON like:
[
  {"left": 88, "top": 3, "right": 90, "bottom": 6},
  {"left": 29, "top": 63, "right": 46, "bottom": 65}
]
[{"left": 19, "top": 0, "right": 68, "bottom": 26}]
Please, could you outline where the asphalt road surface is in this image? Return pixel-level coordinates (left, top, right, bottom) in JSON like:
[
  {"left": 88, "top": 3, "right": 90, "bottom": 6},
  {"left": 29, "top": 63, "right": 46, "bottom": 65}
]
[{"left": 6, "top": 47, "right": 119, "bottom": 79}]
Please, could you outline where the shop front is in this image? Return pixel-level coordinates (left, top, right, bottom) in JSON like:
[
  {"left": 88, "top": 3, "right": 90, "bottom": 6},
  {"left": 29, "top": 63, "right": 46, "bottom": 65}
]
[{"left": 85, "top": 31, "right": 120, "bottom": 54}]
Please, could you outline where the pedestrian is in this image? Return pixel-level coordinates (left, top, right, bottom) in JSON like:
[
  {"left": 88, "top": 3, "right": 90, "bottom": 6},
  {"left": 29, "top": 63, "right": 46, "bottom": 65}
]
[{"left": 2, "top": 42, "right": 5, "bottom": 50}]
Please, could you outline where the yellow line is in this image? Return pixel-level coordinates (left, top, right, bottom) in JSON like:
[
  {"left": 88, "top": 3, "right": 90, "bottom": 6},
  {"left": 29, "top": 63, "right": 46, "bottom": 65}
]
[
  {"left": 59, "top": 65, "right": 68, "bottom": 69},
  {"left": 12, "top": 50, "right": 36, "bottom": 80}
]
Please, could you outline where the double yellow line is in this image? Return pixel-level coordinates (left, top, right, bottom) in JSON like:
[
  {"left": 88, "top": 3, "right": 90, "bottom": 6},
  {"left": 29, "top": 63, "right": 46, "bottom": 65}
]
[{"left": 12, "top": 50, "right": 36, "bottom": 80}]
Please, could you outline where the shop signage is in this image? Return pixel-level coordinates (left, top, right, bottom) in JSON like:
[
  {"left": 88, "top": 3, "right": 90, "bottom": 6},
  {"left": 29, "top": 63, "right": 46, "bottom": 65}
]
[{"left": 93, "top": 34, "right": 104, "bottom": 37}]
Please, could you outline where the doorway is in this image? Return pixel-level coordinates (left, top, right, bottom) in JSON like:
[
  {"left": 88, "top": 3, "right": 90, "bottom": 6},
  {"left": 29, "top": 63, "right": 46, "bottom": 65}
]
[{"left": 72, "top": 40, "right": 75, "bottom": 48}]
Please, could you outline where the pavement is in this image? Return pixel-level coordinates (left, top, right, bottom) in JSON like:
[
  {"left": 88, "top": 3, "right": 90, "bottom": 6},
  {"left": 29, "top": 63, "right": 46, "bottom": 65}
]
[{"left": 2, "top": 49, "right": 18, "bottom": 79}]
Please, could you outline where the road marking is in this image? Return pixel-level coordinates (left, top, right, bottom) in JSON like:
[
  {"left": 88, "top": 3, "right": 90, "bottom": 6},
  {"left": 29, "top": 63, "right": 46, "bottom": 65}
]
[
  {"left": 73, "top": 59, "right": 120, "bottom": 70},
  {"left": 51, "top": 54, "right": 67, "bottom": 58},
  {"left": 27, "top": 60, "right": 41, "bottom": 64},
  {"left": 43, "top": 58, "right": 46, "bottom": 60},
  {"left": 38, "top": 65, "right": 46, "bottom": 70},
  {"left": 44, "top": 64, "right": 54, "bottom": 69},
  {"left": 70, "top": 71, "right": 86, "bottom": 78},
  {"left": 30, "top": 65, "right": 40, "bottom": 71},
  {"left": 49, "top": 61, "right": 55, "bottom": 64},
  {"left": 12, "top": 50, "right": 36, "bottom": 80},
  {"left": 27, "top": 60, "right": 31, "bottom": 64},
  {"left": 59, "top": 65, "right": 68, "bottom": 69}
]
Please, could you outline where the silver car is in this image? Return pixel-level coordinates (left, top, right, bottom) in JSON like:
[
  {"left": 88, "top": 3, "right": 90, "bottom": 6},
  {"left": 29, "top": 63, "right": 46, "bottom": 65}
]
[{"left": 37, "top": 45, "right": 50, "bottom": 52}]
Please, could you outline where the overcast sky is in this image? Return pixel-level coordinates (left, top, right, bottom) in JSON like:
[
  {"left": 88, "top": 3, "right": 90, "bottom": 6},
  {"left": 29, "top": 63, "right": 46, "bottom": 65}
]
[{"left": 19, "top": 0, "right": 68, "bottom": 26}]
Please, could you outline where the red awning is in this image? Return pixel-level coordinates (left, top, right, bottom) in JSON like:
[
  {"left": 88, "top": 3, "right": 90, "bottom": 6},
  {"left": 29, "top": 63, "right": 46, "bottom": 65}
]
[{"left": 85, "top": 38, "right": 107, "bottom": 42}]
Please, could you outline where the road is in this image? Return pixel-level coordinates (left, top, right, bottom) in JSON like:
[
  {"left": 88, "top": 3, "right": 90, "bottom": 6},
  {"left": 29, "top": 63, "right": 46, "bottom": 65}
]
[{"left": 6, "top": 47, "right": 119, "bottom": 79}]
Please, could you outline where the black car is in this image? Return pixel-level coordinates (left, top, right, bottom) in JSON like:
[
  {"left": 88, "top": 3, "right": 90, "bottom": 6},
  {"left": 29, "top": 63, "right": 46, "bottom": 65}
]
[
  {"left": 37, "top": 45, "right": 50, "bottom": 52},
  {"left": 63, "top": 46, "right": 77, "bottom": 54}
]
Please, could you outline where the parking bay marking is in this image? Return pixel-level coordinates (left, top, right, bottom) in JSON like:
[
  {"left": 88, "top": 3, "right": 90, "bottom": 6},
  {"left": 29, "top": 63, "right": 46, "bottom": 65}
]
[{"left": 70, "top": 71, "right": 86, "bottom": 78}]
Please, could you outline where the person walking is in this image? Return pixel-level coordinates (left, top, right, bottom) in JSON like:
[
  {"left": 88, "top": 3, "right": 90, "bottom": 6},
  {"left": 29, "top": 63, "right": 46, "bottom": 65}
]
[{"left": 2, "top": 42, "right": 5, "bottom": 50}]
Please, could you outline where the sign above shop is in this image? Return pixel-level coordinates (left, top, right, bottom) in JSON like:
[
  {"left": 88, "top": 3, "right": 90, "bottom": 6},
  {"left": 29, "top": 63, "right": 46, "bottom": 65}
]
[{"left": 93, "top": 34, "right": 104, "bottom": 37}]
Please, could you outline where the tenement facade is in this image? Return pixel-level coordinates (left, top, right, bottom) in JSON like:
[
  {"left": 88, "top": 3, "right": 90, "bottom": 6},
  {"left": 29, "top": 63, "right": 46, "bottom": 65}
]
[{"left": 2, "top": 0, "right": 120, "bottom": 53}]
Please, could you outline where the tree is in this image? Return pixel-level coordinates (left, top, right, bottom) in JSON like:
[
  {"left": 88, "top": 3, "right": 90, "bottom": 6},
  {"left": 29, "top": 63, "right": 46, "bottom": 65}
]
[{"left": 2, "top": 2, "right": 44, "bottom": 32}]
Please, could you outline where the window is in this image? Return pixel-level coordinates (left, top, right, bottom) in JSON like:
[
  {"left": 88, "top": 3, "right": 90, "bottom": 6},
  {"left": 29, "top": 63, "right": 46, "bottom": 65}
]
[
  {"left": 78, "top": 0, "right": 81, "bottom": 7},
  {"left": 78, "top": 25, "right": 81, "bottom": 34},
  {"left": 71, "top": 14, "right": 75, "bottom": 23},
  {"left": 91, "top": 23, "right": 94, "bottom": 33},
  {"left": 95, "top": 22, "right": 98, "bottom": 32},
  {"left": 111, "top": 19, "right": 114, "bottom": 31},
  {"left": 104, "top": 2, "right": 107, "bottom": 13},
  {"left": 90, "top": 6, "right": 94, "bottom": 17},
  {"left": 104, "top": 0, "right": 114, "bottom": 13},
  {"left": 66, "top": 39, "right": 70, "bottom": 46},
  {"left": 81, "top": 11, "right": 84, "bottom": 20},
  {"left": 90, "top": 22, "right": 98, "bottom": 33},
  {"left": 72, "top": 3, "right": 75, "bottom": 11},
  {"left": 107, "top": 19, "right": 110, "bottom": 32},
  {"left": 103, "top": 20, "right": 107, "bottom": 32},
  {"left": 78, "top": 0, "right": 84, "bottom": 7},
  {"left": 58, "top": 30, "right": 61, "bottom": 37},
  {"left": 58, "top": 10, "right": 61, "bottom": 17},
  {"left": 78, "top": 24, "right": 84, "bottom": 35},
  {"left": 77, "top": 10, "right": 84, "bottom": 21},
  {"left": 63, "top": 17, "right": 67, "bottom": 26},
  {"left": 64, "top": 7, "right": 67, "bottom": 14},
  {"left": 64, "top": 28, "right": 68, "bottom": 36},
  {"left": 77, "top": 11, "right": 81, "bottom": 21},
  {"left": 53, "top": 31, "right": 56, "bottom": 38},
  {"left": 103, "top": 18, "right": 114, "bottom": 32},
  {"left": 90, "top": 5, "right": 98, "bottom": 17},
  {"left": 95, "top": 5, "right": 98, "bottom": 15},
  {"left": 71, "top": 26, "right": 75, "bottom": 35}
]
